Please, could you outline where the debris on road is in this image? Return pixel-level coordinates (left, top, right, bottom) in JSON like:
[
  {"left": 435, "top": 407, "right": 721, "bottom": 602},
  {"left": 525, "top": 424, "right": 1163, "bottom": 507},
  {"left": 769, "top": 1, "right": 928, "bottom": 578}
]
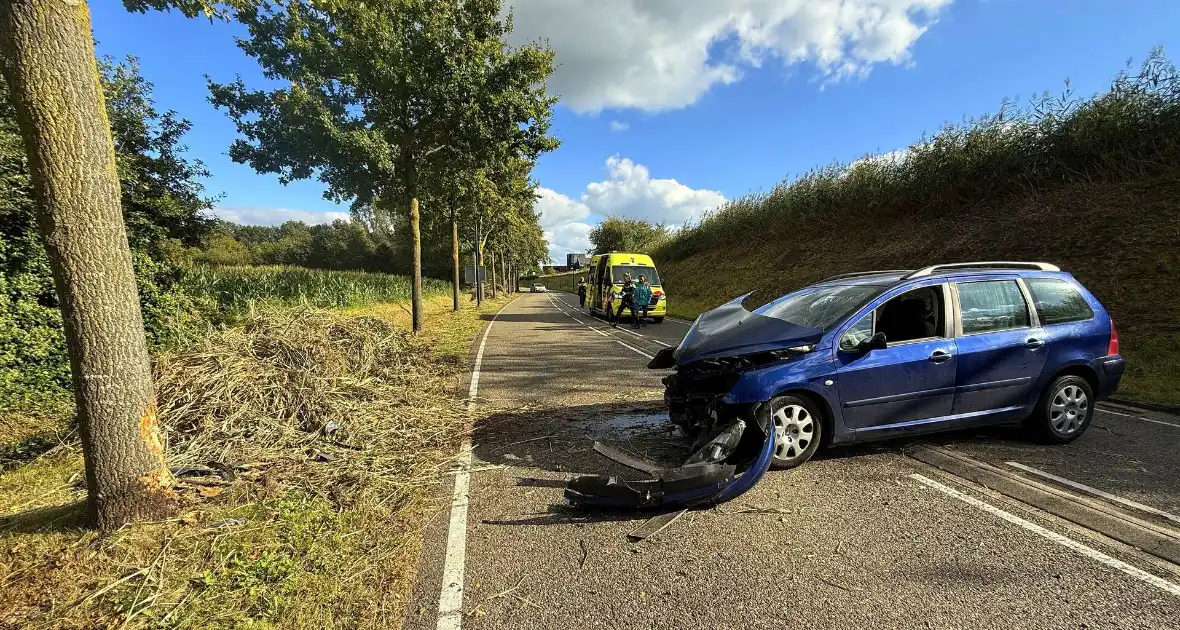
[
  {"left": 626, "top": 509, "right": 688, "bottom": 541},
  {"left": 591, "top": 441, "right": 662, "bottom": 475},
  {"left": 564, "top": 406, "right": 775, "bottom": 509}
]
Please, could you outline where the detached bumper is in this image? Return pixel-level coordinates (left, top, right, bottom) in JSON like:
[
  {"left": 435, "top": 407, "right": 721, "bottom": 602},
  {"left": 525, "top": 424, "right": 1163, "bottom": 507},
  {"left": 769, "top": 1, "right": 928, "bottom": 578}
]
[
  {"left": 1093, "top": 354, "right": 1125, "bottom": 399},
  {"left": 564, "top": 404, "right": 776, "bottom": 509}
]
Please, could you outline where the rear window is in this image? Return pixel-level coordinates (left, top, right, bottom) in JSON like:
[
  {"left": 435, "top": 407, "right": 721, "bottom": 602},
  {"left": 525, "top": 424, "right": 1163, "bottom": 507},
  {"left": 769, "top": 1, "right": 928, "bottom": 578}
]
[
  {"left": 612, "top": 265, "right": 660, "bottom": 284},
  {"left": 956, "top": 280, "right": 1030, "bottom": 334},
  {"left": 1026, "top": 278, "right": 1094, "bottom": 325}
]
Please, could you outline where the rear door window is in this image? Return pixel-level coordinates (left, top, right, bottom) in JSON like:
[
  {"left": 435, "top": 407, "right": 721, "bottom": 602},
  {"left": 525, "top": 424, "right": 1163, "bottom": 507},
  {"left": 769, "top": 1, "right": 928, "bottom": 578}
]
[
  {"left": 1025, "top": 278, "right": 1094, "bottom": 325},
  {"left": 956, "top": 280, "right": 1030, "bottom": 334}
]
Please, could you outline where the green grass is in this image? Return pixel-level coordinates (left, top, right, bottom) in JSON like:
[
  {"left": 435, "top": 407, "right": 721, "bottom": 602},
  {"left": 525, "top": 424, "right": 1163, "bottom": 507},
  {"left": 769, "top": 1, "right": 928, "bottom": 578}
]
[{"left": 184, "top": 264, "right": 450, "bottom": 313}]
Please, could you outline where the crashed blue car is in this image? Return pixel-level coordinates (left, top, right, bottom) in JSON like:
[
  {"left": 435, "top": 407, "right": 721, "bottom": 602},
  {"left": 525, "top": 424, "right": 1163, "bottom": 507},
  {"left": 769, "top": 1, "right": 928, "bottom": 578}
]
[{"left": 566, "top": 262, "right": 1124, "bottom": 509}]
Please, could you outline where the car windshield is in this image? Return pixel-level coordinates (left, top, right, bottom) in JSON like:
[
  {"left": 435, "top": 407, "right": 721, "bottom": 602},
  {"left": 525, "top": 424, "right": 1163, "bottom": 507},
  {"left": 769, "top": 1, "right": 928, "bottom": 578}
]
[
  {"left": 754, "top": 284, "right": 883, "bottom": 330},
  {"left": 611, "top": 265, "right": 660, "bottom": 284}
]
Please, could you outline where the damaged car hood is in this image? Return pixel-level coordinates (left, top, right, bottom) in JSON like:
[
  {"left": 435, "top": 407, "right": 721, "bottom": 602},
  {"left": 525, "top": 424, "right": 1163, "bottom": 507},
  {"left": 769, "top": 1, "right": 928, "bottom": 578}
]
[{"left": 673, "top": 293, "right": 823, "bottom": 366}]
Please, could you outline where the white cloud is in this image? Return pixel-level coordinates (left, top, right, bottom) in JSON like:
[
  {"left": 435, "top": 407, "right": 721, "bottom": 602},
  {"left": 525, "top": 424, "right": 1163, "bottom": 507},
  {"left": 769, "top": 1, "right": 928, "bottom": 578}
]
[
  {"left": 535, "top": 187, "right": 593, "bottom": 263},
  {"left": 537, "top": 156, "right": 726, "bottom": 261},
  {"left": 583, "top": 156, "right": 726, "bottom": 226},
  {"left": 505, "top": 0, "right": 952, "bottom": 113},
  {"left": 609, "top": 120, "right": 630, "bottom": 132},
  {"left": 213, "top": 206, "right": 351, "bottom": 226}
]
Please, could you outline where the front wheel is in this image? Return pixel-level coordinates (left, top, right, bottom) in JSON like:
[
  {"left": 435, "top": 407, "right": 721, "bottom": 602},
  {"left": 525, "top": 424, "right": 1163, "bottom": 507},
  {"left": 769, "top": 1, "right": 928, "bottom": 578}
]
[
  {"left": 652, "top": 317, "right": 664, "bottom": 324},
  {"left": 1025, "top": 375, "right": 1095, "bottom": 443},
  {"left": 769, "top": 395, "right": 822, "bottom": 469}
]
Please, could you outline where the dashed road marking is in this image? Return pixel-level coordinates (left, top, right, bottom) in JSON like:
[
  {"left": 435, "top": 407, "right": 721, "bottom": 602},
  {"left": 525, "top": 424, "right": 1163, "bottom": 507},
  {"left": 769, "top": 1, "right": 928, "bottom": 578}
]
[
  {"left": 1005, "top": 461, "right": 1180, "bottom": 526},
  {"left": 1097, "top": 407, "right": 1180, "bottom": 429},
  {"left": 436, "top": 300, "right": 512, "bottom": 630},
  {"left": 551, "top": 293, "right": 672, "bottom": 347},
  {"left": 547, "top": 295, "right": 655, "bottom": 359},
  {"left": 911, "top": 473, "right": 1180, "bottom": 598}
]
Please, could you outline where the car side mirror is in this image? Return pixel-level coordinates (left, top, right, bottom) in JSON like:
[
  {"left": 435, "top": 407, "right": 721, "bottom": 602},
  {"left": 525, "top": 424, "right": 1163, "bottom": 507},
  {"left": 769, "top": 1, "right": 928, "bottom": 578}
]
[{"left": 856, "top": 332, "right": 888, "bottom": 354}]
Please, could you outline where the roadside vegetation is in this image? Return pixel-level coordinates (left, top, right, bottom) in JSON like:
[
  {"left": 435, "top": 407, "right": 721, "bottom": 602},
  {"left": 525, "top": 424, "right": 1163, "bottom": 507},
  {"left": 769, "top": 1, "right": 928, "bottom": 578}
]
[
  {"left": 1, "top": 0, "right": 538, "bottom": 626},
  {"left": 1, "top": 296, "right": 512, "bottom": 628},
  {"left": 184, "top": 264, "right": 451, "bottom": 314}
]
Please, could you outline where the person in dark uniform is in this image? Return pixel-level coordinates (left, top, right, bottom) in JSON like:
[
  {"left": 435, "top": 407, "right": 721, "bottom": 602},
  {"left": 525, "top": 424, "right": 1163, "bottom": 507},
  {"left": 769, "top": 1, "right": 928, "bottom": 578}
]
[
  {"left": 577, "top": 278, "right": 588, "bottom": 308},
  {"left": 611, "top": 273, "right": 636, "bottom": 327}
]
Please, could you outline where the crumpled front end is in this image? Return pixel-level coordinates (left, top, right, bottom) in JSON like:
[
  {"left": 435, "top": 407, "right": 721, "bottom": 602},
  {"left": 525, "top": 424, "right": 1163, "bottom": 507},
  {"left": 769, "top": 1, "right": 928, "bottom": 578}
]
[
  {"left": 564, "top": 403, "right": 776, "bottom": 509},
  {"left": 564, "top": 293, "right": 820, "bottom": 509}
]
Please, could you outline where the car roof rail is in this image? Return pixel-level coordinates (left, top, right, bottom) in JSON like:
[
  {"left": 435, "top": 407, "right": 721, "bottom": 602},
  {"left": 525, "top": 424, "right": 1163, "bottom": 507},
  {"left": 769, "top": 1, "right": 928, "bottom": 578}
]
[
  {"left": 902, "top": 261, "right": 1060, "bottom": 279},
  {"left": 821, "top": 270, "right": 914, "bottom": 282}
]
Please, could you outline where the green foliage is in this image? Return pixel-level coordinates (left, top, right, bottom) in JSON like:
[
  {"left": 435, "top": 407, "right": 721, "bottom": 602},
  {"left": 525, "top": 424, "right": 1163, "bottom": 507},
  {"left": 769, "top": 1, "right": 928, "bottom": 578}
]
[
  {"left": 589, "top": 216, "right": 672, "bottom": 255},
  {"left": 208, "top": 0, "right": 559, "bottom": 309},
  {"left": 656, "top": 49, "right": 1180, "bottom": 263},
  {"left": 0, "top": 58, "right": 213, "bottom": 408},
  {"left": 183, "top": 264, "right": 449, "bottom": 312}
]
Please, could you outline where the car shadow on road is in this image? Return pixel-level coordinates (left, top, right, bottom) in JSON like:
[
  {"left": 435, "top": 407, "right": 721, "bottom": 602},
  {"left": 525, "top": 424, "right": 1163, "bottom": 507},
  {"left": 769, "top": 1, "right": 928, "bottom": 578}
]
[{"left": 472, "top": 401, "right": 1041, "bottom": 476}]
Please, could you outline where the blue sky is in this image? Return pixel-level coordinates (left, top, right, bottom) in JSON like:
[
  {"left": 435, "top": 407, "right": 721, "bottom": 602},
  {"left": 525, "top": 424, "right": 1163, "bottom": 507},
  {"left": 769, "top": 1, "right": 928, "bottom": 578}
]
[{"left": 91, "top": 0, "right": 1180, "bottom": 261}]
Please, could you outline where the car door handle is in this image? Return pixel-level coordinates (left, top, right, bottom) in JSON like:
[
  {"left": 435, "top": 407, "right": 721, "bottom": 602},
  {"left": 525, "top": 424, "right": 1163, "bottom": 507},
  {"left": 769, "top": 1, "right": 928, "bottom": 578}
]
[
  {"left": 1026, "top": 338, "right": 1045, "bottom": 349},
  {"left": 929, "top": 350, "right": 952, "bottom": 363}
]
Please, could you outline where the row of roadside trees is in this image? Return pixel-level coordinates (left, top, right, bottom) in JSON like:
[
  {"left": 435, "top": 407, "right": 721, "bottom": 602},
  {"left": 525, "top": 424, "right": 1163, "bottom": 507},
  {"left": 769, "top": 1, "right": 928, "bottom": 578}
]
[{"left": 0, "top": 0, "right": 556, "bottom": 529}]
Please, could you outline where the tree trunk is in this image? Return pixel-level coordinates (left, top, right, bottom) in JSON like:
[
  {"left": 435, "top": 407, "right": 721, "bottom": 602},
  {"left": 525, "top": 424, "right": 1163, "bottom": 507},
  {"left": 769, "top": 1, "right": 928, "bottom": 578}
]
[
  {"left": 450, "top": 209, "right": 459, "bottom": 312},
  {"left": 471, "top": 244, "right": 480, "bottom": 306},
  {"left": 488, "top": 248, "right": 497, "bottom": 299},
  {"left": 409, "top": 196, "right": 423, "bottom": 332},
  {"left": 0, "top": 0, "right": 172, "bottom": 530},
  {"left": 475, "top": 217, "right": 483, "bottom": 306}
]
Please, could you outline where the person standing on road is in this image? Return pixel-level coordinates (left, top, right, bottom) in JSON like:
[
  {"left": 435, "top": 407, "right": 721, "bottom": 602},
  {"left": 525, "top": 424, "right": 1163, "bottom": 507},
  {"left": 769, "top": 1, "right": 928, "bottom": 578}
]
[
  {"left": 578, "top": 278, "right": 588, "bottom": 308},
  {"left": 633, "top": 275, "right": 652, "bottom": 328},
  {"left": 611, "top": 273, "right": 636, "bottom": 328}
]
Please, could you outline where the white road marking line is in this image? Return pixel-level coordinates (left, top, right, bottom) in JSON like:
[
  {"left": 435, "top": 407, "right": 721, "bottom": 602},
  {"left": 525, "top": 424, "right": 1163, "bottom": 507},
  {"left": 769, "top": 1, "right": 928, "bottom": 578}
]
[
  {"left": 1140, "top": 416, "right": 1180, "bottom": 429},
  {"left": 910, "top": 473, "right": 1180, "bottom": 598},
  {"left": 1098, "top": 406, "right": 1180, "bottom": 429},
  {"left": 436, "top": 301, "right": 510, "bottom": 630},
  {"left": 1005, "top": 462, "right": 1180, "bottom": 526},
  {"left": 547, "top": 295, "right": 655, "bottom": 359}
]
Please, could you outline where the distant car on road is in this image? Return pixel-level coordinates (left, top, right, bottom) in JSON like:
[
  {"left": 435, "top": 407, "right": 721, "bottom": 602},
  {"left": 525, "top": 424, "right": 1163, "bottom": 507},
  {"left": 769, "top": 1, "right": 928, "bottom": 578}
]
[
  {"left": 652, "top": 262, "right": 1124, "bottom": 472},
  {"left": 531, "top": 283, "right": 547, "bottom": 293}
]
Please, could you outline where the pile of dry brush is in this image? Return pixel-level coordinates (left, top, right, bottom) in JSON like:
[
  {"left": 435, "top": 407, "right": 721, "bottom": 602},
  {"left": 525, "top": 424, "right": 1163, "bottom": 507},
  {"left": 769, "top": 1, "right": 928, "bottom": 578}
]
[{"left": 154, "top": 308, "right": 467, "bottom": 508}]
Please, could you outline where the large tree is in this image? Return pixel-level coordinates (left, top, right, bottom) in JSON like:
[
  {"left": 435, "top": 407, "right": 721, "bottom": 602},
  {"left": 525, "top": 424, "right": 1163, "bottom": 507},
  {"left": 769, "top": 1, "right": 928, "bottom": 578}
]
[
  {"left": 209, "top": 0, "right": 557, "bottom": 331},
  {"left": 0, "top": 0, "right": 172, "bottom": 529}
]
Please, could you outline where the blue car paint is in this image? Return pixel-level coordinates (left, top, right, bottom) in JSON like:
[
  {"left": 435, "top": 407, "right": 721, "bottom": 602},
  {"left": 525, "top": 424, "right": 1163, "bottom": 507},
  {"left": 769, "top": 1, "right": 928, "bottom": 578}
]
[{"left": 707, "top": 270, "right": 1122, "bottom": 446}]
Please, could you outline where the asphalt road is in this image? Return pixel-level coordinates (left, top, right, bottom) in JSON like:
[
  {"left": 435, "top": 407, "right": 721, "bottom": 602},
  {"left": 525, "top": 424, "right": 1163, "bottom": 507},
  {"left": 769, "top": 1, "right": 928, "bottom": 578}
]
[{"left": 405, "top": 292, "right": 1180, "bottom": 630}]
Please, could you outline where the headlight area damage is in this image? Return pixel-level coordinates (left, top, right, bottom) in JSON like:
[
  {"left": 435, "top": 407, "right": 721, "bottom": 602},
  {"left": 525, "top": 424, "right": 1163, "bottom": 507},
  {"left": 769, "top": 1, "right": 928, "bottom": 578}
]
[{"left": 564, "top": 293, "right": 822, "bottom": 509}]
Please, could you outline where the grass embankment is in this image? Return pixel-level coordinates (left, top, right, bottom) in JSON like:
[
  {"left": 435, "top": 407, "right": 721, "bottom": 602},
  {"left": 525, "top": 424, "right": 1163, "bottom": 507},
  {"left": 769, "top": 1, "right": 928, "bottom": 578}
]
[
  {"left": 652, "top": 51, "right": 1180, "bottom": 405},
  {"left": 1, "top": 287, "right": 512, "bottom": 628}
]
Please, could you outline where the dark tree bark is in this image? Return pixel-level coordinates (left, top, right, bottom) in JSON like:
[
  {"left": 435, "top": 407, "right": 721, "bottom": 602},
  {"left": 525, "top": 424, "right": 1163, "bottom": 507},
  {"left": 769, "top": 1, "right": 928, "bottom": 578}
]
[
  {"left": 475, "top": 217, "right": 483, "bottom": 306},
  {"left": 0, "top": 0, "right": 172, "bottom": 530},
  {"left": 409, "top": 195, "right": 423, "bottom": 332},
  {"left": 450, "top": 209, "right": 459, "bottom": 312},
  {"left": 488, "top": 247, "right": 497, "bottom": 299}
]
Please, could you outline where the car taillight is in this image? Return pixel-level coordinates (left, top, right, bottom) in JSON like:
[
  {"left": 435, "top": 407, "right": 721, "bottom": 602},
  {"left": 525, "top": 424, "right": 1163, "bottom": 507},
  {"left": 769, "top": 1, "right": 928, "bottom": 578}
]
[{"left": 1108, "top": 318, "right": 1119, "bottom": 356}]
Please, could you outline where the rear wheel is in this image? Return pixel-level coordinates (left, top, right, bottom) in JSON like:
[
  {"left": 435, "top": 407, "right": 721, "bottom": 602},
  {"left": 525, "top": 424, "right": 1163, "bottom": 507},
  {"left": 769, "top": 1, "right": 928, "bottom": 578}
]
[
  {"left": 769, "top": 395, "right": 822, "bottom": 469},
  {"left": 1025, "top": 375, "right": 1095, "bottom": 443}
]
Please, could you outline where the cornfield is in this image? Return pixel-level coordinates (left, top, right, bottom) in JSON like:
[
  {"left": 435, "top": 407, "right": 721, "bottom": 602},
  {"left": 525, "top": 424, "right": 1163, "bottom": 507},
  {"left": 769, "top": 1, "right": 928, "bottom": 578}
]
[{"left": 184, "top": 264, "right": 450, "bottom": 311}]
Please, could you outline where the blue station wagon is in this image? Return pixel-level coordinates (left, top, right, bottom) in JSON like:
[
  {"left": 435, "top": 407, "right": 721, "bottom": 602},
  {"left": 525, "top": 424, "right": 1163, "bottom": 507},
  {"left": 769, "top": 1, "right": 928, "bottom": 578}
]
[
  {"left": 662, "top": 262, "right": 1124, "bottom": 467},
  {"left": 565, "top": 262, "right": 1124, "bottom": 510}
]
